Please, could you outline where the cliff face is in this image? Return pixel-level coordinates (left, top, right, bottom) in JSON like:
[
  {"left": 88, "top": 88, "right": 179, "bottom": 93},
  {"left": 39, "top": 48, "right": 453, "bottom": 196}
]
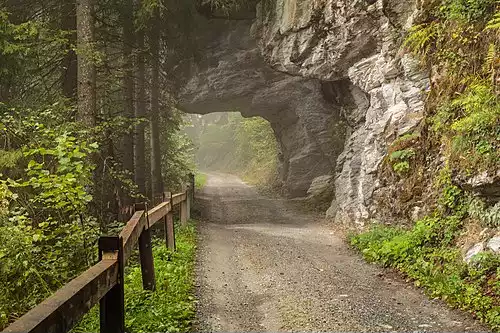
[{"left": 179, "top": 0, "right": 429, "bottom": 224}]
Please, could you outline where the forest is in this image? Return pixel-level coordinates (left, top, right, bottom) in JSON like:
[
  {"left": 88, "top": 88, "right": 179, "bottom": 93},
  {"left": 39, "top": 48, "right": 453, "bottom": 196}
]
[
  {"left": 0, "top": 0, "right": 245, "bottom": 330},
  {"left": 186, "top": 112, "right": 280, "bottom": 192}
]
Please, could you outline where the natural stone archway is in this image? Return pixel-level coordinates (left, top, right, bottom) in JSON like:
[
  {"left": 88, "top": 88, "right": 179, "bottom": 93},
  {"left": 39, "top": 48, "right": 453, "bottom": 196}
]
[
  {"left": 178, "top": 19, "right": 347, "bottom": 198},
  {"left": 177, "top": 0, "right": 429, "bottom": 225}
]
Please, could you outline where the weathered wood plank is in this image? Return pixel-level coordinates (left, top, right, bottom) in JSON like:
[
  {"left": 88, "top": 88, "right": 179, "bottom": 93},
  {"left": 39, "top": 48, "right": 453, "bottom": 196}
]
[
  {"left": 147, "top": 201, "right": 170, "bottom": 226},
  {"left": 119, "top": 211, "right": 147, "bottom": 264},
  {"left": 99, "top": 236, "right": 124, "bottom": 333},
  {"left": 180, "top": 192, "right": 188, "bottom": 226},
  {"left": 172, "top": 193, "right": 184, "bottom": 205},
  {"left": 3, "top": 260, "right": 118, "bottom": 333}
]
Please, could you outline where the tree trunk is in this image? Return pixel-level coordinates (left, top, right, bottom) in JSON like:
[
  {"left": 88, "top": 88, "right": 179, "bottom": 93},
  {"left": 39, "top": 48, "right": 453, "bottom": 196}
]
[
  {"left": 76, "top": 0, "right": 96, "bottom": 126},
  {"left": 149, "top": 7, "right": 164, "bottom": 198},
  {"left": 61, "top": 0, "right": 77, "bottom": 101},
  {"left": 119, "top": 0, "right": 135, "bottom": 210},
  {"left": 134, "top": 26, "right": 147, "bottom": 198}
]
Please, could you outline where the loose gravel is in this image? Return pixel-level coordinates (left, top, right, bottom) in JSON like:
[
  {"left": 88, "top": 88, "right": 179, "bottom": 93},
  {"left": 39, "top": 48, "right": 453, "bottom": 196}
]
[{"left": 193, "top": 172, "right": 489, "bottom": 332}]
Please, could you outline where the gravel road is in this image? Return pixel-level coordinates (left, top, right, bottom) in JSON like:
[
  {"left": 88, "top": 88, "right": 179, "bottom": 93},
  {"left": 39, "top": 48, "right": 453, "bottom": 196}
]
[{"left": 193, "top": 172, "right": 489, "bottom": 332}]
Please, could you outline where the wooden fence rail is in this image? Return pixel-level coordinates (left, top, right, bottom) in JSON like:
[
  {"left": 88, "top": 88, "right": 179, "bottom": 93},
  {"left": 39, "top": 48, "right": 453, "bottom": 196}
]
[{"left": 2, "top": 177, "right": 195, "bottom": 333}]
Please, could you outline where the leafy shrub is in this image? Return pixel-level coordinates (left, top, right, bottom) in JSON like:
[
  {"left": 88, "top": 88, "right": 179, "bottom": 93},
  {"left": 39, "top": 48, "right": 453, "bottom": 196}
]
[
  {"left": 404, "top": 0, "right": 499, "bottom": 173},
  {"left": 351, "top": 217, "right": 500, "bottom": 330},
  {"left": 0, "top": 216, "right": 99, "bottom": 329},
  {"left": 403, "top": 22, "right": 442, "bottom": 60},
  {"left": 431, "top": 81, "right": 500, "bottom": 171},
  {"left": 486, "top": 11, "right": 500, "bottom": 29},
  {"left": 439, "top": 0, "right": 497, "bottom": 22},
  {"left": 0, "top": 123, "right": 100, "bottom": 329}
]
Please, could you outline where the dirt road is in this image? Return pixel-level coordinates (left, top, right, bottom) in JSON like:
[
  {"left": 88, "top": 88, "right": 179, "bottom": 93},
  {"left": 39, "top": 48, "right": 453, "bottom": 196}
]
[{"left": 194, "top": 172, "right": 488, "bottom": 332}]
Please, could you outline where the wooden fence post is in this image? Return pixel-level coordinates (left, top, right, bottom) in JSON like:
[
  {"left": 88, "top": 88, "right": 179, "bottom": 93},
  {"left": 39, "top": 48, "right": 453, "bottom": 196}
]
[
  {"left": 99, "top": 236, "right": 125, "bottom": 333},
  {"left": 186, "top": 187, "right": 191, "bottom": 221},
  {"left": 165, "top": 192, "right": 176, "bottom": 251},
  {"left": 180, "top": 185, "right": 188, "bottom": 226},
  {"left": 189, "top": 173, "right": 195, "bottom": 203},
  {"left": 135, "top": 203, "right": 156, "bottom": 291}
]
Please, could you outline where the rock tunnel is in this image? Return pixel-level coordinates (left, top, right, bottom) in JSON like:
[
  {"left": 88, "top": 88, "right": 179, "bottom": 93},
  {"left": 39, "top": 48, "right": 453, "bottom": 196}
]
[{"left": 177, "top": 0, "right": 429, "bottom": 224}]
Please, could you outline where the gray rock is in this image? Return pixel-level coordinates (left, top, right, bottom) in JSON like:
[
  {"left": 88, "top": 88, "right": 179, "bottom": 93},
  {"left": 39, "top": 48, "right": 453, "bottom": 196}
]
[
  {"left": 177, "top": 0, "right": 429, "bottom": 221},
  {"left": 487, "top": 236, "right": 500, "bottom": 253},
  {"left": 460, "top": 170, "right": 500, "bottom": 202},
  {"left": 464, "top": 243, "right": 485, "bottom": 263},
  {"left": 178, "top": 19, "right": 346, "bottom": 197},
  {"left": 307, "top": 175, "right": 334, "bottom": 200}
]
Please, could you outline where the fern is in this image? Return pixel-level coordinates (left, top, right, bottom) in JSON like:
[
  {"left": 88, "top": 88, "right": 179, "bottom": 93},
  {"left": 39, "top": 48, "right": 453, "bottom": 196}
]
[
  {"left": 484, "top": 43, "right": 496, "bottom": 68},
  {"left": 403, "top": 22, "right": 441, "bottom": 60},
  {"left": 486, "top": 11, "right": 500, "bottom": 29}
]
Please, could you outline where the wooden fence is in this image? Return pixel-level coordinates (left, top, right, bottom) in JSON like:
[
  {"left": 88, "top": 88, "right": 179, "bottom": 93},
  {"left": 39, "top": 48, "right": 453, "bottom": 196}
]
[{"left": 2, "top": 178, "right": 195, "bottom": 333}]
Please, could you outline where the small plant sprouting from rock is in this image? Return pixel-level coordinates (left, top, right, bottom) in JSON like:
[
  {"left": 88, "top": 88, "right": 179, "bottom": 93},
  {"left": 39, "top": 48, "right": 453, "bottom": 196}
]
[
  {"left": 389, "top": 148, "right": 416, "bottom": 175},
  {"left": 387, "top": 133, "right": 420, "bottom": 176}
]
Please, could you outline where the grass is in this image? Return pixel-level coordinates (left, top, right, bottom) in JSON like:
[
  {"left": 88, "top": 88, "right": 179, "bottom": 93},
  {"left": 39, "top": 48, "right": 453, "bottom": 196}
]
[
  {"left": 73, "top": 222, "right": 197, "bottom": 333},
  {"left": 350, "top": 220, "right": 500, "bottom": 331},
  {"left": 195, "top": 173, "right": 207, "bottom": 190}
]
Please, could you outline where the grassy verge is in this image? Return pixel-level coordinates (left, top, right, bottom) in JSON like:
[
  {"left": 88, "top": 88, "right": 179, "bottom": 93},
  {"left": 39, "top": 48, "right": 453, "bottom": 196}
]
[
  {"left": 74, "top": 222, "right": 197, "bottom": 333},
  {"left": 195, "top": 173, "right": 207, "bottom": 190},
  {"left": 350, "top": 218, "right": 500, "bottom": 331}
]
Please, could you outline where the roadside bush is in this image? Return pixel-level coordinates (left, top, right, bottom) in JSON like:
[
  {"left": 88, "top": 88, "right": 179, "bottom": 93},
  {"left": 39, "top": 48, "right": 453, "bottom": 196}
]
[
  {"left": 0, "top": 128, "right": 100, "bottom": 329},
  {"left": 351, "top": 216, "right": 500, "bottom": 330}
]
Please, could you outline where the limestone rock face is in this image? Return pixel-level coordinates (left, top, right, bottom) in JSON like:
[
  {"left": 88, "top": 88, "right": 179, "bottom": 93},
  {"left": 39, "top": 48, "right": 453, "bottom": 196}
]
[
  {"left": 253, "top": 0, "right": 429, "bottom": 224},
  {"left": 178, "top": 20, "right": 346, "bottom": 197},
  {"left": 178, "top": 0, "right": 429, "bottom": 223},
  {"left": 307, "top": 175, "right": 334, "bottom": 201}
]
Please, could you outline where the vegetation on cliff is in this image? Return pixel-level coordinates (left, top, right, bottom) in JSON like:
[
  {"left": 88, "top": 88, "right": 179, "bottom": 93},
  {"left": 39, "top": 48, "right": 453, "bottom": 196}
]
[{"left": 353, "top": 0, "right": 499, "bottom": 329}]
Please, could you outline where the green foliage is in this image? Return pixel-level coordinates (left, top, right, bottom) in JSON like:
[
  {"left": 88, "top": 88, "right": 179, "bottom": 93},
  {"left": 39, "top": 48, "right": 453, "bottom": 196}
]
[
  {"left": 195, "top": 172, "right": 207, "bottom": 190},
  {"left": 431, "top": 81, "right": 499, "bottom": 170},
  {"left": 439, "top": 0, "right": 498, "bottom": 22},
  {"left": 0, "top": 215, "right": 99, "bottom": 329},
  {"left": 403, "top": 22, "right": 442, "bottom": 60},
  {"left": 389, "top": 149, "right": 416, "bottom": 175},
  {"left": 468, "top": 197, "right": 500, "bottom": 227},
  {"left": 0, "top": 150, "right": 22, "bottom": 169},
  {"left": 0, "top": 10, "right": 70, "bottom": 104},
  {"left": 74, "top": 223, "right": 197, "bottom": 333},
  {"left": 0, "top": 104, "right": 101, "bottom": 330},
  {"left": 404, "top": 0, "right": 499, "bottom": 176},
  {"left": 351, "top": 165, "right": 500, "bottom": 330},
  {"left": 392, "top": 161, "right": 411, "bottom": 174},
  {"left": 486, "top": 11, "right": 500, "bottom": 29},
  {"left": 351, "top": 216, "right": 500, "bottom": 330},
  {"left": 6, "top": 134, "right": 96, "bottom": 214},
  {"left": 192, "top": 113, "right": 280, "bottom": 191}
]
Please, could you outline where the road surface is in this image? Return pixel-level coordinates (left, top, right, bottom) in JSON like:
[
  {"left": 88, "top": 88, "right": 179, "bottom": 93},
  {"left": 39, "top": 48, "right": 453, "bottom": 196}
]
[{"left": 193, "top": 172, "right": 488, "bottom": 332}]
